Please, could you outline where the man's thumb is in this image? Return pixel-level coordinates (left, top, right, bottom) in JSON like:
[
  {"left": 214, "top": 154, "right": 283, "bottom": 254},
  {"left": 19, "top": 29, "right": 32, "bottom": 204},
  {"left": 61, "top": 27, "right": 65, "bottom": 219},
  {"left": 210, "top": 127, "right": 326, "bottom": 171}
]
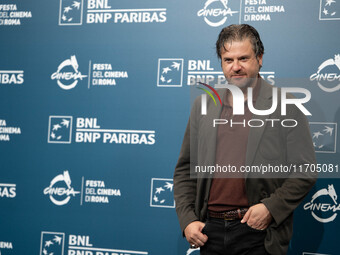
[{"left": 241, "top": 210, "right": 250, "bottom": 223}]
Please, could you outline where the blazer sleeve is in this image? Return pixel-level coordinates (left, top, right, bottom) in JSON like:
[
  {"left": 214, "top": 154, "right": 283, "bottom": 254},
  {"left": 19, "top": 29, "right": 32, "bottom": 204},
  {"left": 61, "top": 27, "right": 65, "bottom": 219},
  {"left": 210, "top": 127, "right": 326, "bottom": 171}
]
[{"left": 173, "top": 97, "right": 201, "bottom": 233}]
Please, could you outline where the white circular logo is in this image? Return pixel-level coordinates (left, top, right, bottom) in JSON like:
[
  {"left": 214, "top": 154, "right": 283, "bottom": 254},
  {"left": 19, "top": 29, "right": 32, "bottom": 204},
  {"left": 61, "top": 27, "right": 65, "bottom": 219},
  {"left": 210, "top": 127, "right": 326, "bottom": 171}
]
[
  {"left": 304, "top": 184, "right": 340, "bottom": 223},
  {"left": 51, "top": 55, "right": 87, "bottom": 90},
  {"left": 310, "top": 54, "right": 340, "bottom": 93},
  {"left": 186, "top": 247, "right": 200, "bottom": 255},
  {"left": 43, "top": 170, "right": 80, "bottom": 206},
  {"left": 197, "top": 0, "right": 238, "bottom": 27}
]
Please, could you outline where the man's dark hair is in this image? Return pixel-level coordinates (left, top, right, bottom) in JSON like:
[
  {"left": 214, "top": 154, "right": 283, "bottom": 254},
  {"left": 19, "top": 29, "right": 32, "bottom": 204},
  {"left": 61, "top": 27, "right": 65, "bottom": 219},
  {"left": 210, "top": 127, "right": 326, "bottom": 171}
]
[{"left": 216, "top": 24, "right": 264, "bottom": 59}]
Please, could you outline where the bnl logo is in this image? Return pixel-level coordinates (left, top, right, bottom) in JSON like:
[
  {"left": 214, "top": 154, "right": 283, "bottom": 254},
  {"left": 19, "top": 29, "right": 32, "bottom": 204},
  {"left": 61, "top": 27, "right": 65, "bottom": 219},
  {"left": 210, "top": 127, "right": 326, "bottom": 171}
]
[
  {"left": 40, "top": 232, "right": 65, "bottom": 255},
  {"left": 320, "top": 0, "right": 340, "bottom": 20},
  {"left": 310, "top": 122, "right": 337, "bottom": 153},
  {"left": 48, "top": 116, "right": 73, "bottom": 144},
  {"left": 157, "top": 59, "right": 184, "bottom": 87},
  {"left": 59, "top": 0, "right": 84, "bottom": 25},
  {"left": 150, "top": 178, "right": 175, "bottom": 208}
]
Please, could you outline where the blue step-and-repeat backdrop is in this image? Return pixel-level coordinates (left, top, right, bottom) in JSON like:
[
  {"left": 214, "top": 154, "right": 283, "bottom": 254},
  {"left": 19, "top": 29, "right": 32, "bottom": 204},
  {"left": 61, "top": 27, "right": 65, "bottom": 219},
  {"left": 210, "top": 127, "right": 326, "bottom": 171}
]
[{"left": 1, "top": 0, "right": 340, "bottom": 254}]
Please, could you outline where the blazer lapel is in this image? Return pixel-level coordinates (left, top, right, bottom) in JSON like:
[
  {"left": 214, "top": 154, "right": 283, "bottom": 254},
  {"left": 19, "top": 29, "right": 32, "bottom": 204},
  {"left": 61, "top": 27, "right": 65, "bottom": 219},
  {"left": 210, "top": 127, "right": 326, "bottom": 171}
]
[
  {"left": 245, "top": 80, "right": 274, "bottom": 176},
  {"left": 198, "top": 89, "right": 225, "bottom": 179}
]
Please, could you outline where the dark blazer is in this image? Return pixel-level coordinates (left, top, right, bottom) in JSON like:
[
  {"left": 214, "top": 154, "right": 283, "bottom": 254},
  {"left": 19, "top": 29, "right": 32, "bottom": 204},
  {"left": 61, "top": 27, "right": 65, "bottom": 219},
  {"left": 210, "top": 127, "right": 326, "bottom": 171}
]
[{"left": 174, "top": 79, "right": 317, "bottom": 255}]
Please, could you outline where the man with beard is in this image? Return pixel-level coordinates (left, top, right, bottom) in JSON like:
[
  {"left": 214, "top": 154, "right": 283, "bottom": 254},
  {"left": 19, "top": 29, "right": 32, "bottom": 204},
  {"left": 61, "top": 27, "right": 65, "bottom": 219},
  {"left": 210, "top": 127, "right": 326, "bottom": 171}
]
[{"left": 174, "top": 24, "right": 316, "bottom": 255}]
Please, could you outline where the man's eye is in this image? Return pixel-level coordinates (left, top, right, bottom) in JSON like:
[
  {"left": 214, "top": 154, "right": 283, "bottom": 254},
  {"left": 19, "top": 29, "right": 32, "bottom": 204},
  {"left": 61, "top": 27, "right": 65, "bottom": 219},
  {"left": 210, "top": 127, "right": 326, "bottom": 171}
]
[
  {"left": 240, "top": 57, "right": 248, "bottom": 62},
  {"left": 224, "top": 59, "right": 232, "bottom": 63}
]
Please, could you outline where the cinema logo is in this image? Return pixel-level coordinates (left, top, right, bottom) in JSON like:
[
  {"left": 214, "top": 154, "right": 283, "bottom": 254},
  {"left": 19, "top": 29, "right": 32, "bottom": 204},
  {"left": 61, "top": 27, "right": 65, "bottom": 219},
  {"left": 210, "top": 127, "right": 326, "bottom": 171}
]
[
  {"left": 59, "top": 0, "right": 166, "bottom": 25},
  {"left": 40, "top": 232, "right": 148, "bottom": 255},
  {"left": 304, "top": 184, "right": 340, "bottom": 223},
  {"left": 89, "top": 63, "right": 128, "bottom": 87},
  {"left": 0, "top": 119, "right": 21, "bottom": 142},
  {"left": 197, "top": 0, "right": 239, "bottom": 27},
  {"left": 43, "top": 169, "right": 121, "bottom": 206},
  {"left": 0, "top": 240, "right": 13, "bottom": 253},
  {"left": 310, "top": 54, "right": 340, "bottom": 93},
  {"left": 243, "top": 0, "right": 286, "bottom": 22},
  {"left": 0, "top": 4, "right": 32, "bottom": 26},
  {"left": 51, "top": 56, "right": 129, "bottom": 89},
  {"left": 201, "top": 85, "right": 312, "bottom": 128},
  {"left": 197, "top": 0, "right": 288, "bottom": 25},
  {"left": 302, "top": 253, "right": 330, "bottom": 255},
  {"left": 187, "top": 247, "right": 200, "bottom": 255},
  {"left": 82, "top": 179, "right": 121, "bottom": 204},
  {"left": 51, "top": 55, "right": 87, "bottom": 90},
  {"left": 43, "top": 170, "right": 80, "bottom": 206}
]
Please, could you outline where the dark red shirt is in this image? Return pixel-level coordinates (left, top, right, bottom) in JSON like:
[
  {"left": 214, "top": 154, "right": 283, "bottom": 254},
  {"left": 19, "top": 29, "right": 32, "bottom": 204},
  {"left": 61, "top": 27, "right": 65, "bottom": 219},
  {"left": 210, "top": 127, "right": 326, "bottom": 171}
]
[{"left": 208, "top": 80, "right": 261, "bottom": 212}]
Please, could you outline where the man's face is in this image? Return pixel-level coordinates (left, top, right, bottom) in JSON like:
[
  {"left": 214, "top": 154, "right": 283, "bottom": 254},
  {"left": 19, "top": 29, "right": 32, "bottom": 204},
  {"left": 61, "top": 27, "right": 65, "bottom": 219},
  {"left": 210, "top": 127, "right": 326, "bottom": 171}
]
[{"left": 220, "top": 39, "right": 263, "bottom": 88}]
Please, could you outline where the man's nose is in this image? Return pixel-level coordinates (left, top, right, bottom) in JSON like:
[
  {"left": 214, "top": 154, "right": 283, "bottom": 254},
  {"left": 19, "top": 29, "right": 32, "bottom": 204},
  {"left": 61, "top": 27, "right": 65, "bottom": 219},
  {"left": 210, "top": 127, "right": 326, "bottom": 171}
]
[{"left": 232, "top": 61, "right": 241, "bottom": 72}]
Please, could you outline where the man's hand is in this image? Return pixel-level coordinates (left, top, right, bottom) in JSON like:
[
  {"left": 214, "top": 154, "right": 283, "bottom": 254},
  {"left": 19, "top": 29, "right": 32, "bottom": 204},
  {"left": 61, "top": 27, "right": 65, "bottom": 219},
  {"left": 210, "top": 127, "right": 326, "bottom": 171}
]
[
  {"left": 184, "top": 221, "right": 208, "bottom": 247},
  {"left": 241, "top": 203, "right": 272, "bottom": 230}
]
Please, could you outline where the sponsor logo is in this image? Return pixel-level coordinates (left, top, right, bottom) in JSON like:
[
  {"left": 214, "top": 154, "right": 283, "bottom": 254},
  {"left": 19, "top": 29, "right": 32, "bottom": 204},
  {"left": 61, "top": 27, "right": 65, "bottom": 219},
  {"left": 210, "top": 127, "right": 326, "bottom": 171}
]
[
  {"left": 43, "top": 170, "right": 80, "bottom": 206},
  {"left": 310, "top": 54, "right": 340, "bottom": 92},
  {"left": 197, "top": 0, "right": 286, "bottom": 25},
  {"left": 48, "top": 116, "right": 73, "bottom": 144},
  {"left": 40, "top": 232, "right": 65, "bottom": 255},
  {"left": 157, "top": 59, "right": 184, "bottom": 87},
  {"left": 304, "top": 184, "right": 340, "bottom": 223},
  {"left": 51, "top": 56, "right": 87, "bottom": 90},
  {"left": 40, "top": 232, "right": 148, "bottom": 255},
  {"left": 150, "top": 178, "right": 175, "bottom": 208},
  {"left": 48, "top": 116, "right": 156, "bottom": 145},
  {"left": 0, "top": 119, "right": 21, "bottom": 142},
  {"left": 197, "top": 0, "right": 239, "bottom": 27},
  {"left": 59, "top": 0, "right": 83, "bottom": 25},
  {"left": 302, "top": 253, "right": 331, "bottom": 255},
  {"left": 158, "top": 58, "right": 275, "bottom": 87},
  {"left": 0, "top": 70, "right": 24, "bottom": 85},
  {"left": 187, "top": 59, "right": 275, "bottom": 86},
  {"left": 51, "top": 57, "right": 128, "bottom": 89},
  {"left": 0, "top": 183, "right": 16, "bottom": 198},
  {"left": 58, "top": 0, "right": 166, "bottom": 25},
  {"left": 43, "top": 169, "right": 121, "bottom": 206},
  {"left": 87, "top": 6, "right": 166, "bottom": 24},
  {"left": 243, "top": 0, "right": 285, "bottom": 22},
  {"left": 81, "top": 178, "right": 121, "bottom": 204},
  {"left": 88, "top": 62, "right": 128, "bottom": 87},
  {"left": 0, "top": 4, "right": 32, "bottom": 26},
  {"left": 0, "top": 241, "right": 13, "bottom": 253},
  {"left": 320, "top": 0, "right": 340, "bottom": 20},
  {"left": 310, "top": 122, "right": 337, "bottom": 153},
  {"left": 187, "top": 248, "right": 200, "bottom": 255}
]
